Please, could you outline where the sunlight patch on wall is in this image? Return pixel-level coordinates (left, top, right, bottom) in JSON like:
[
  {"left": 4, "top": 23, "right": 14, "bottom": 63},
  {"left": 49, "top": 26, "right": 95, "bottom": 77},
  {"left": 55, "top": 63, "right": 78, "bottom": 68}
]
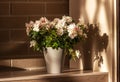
[
  {"left": 98, "top": 1, "right": 109, "bottom": 35},
  {"left": 85, "top": 0, "right": 97, "bottom": 23},
  {"left": 100, "top": 50, "right": 108, "bottom": 72}
]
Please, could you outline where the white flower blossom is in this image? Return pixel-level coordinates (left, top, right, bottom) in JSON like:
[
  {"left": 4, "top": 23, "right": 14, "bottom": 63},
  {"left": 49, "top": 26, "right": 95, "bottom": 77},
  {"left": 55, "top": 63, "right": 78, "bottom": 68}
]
[
  {"left": 53, "top": 18, "right": 60, "bottom": 24},
  {"left": 75, "top": 50, "right": 81, "bottom": 58},
  {"left": 40, "top": 17, "right": 49, "bottom": 25},
  {"left": 33, "top": 20, "right": 40, "bottom": 32},
  {"left": 67, "top": 23, "right": 78, "bottom": 39},
  {"left": 57, "top": 28, "right": 64, "bottom": 36},
  {"left": 62, "top": 16, "right": 72, "bottom": 23},
  {"left": 30, "top": 40, "right": 37, "bottom": 47},
  {"left": 56, "top": 19, "right": 66, "bottom": 29}
]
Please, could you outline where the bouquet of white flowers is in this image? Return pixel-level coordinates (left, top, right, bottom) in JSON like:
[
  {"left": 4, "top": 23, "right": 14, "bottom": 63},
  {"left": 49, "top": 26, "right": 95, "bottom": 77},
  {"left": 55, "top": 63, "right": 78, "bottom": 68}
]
[{"left": 25, "top": 16, "right": 87, "bottom": 59}]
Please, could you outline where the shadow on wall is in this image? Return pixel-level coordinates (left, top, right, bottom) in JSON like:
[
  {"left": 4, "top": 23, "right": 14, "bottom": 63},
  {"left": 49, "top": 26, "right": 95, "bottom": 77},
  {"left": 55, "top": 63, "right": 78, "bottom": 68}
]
[{"left": 81, "top": 24, "right": 109, "bottom": 70}]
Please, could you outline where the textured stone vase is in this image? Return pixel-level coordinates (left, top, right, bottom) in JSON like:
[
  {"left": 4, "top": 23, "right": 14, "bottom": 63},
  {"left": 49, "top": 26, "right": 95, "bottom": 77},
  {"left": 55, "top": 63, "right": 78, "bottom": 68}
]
[{"left": 43, "top": 47, "right": 63, "bottom": 74}]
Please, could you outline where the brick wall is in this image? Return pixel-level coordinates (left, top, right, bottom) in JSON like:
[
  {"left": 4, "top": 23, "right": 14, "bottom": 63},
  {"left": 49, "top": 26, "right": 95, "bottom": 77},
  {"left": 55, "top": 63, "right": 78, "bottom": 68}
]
[{"left": 0, "top": 0, "right": 69, "bottom": 69}]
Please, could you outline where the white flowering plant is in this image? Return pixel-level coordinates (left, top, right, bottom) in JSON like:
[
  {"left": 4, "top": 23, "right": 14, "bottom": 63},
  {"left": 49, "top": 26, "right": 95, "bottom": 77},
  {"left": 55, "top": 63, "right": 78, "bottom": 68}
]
[{"left": 25, "top": 16, "right": 87, "bottom": 60}]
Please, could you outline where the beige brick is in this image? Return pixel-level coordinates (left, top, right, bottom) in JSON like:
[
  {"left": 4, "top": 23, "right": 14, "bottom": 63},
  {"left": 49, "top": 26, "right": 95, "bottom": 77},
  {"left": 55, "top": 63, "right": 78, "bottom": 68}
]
[
  {"left": 0, "top": 3, "right": 9, "bottom": 15},
  {"left": 46, "top": 3, "right": 69, "bottom": 15},
  {"left": 46, "top": 0, "right": 68, "bottom": 2},
  {"left": 10, "top": 29, "right": 28, "bottom": 42},
  {"left": 0, "top": 30, "right": 9, "bottom": 42},
  {"left": 11, "top": 3, "right": 45, "bottom": 15},
  {"left": 9, "top": 80, "right": 45, "bottom": 82},
  {"left": 12, "top": 58, "right": 45, "bottom": 69},
  {"left": 0, "top": 17, "right": 28, "bottom": 28},
  {"left": 0, "top": 60, "right": 11, "bottom": 66},
  {"left": 0, "top": 0, "right": 27, "bottom": 2},
  {"left": 0, "top": 43, "right": 28, "bottom": 57}
]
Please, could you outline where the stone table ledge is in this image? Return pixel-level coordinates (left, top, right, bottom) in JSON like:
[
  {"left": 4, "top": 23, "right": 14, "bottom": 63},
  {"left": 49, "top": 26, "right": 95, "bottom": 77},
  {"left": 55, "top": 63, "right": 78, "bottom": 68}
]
[{"left": 0, "top": 69, "right": 108, "bottom": 82}]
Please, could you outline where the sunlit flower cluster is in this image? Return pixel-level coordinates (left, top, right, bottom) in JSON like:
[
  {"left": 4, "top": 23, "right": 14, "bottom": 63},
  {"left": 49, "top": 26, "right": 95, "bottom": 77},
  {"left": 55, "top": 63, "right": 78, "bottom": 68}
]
[{"left": 25, "top": 16, "right": 87, "bottom": 59}]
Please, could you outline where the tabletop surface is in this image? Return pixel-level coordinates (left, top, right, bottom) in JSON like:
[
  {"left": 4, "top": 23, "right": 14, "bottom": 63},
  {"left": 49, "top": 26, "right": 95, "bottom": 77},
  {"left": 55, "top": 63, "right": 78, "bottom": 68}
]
[{"left": 0, "top": 68, "right": 108, "bottom": 81}]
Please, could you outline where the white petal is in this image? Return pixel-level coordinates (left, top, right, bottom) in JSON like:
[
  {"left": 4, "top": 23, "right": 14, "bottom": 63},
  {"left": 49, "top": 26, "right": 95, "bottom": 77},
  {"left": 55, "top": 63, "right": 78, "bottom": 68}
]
[{"left": 75, "top": 50, "right": 81, "bottom": 58}]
